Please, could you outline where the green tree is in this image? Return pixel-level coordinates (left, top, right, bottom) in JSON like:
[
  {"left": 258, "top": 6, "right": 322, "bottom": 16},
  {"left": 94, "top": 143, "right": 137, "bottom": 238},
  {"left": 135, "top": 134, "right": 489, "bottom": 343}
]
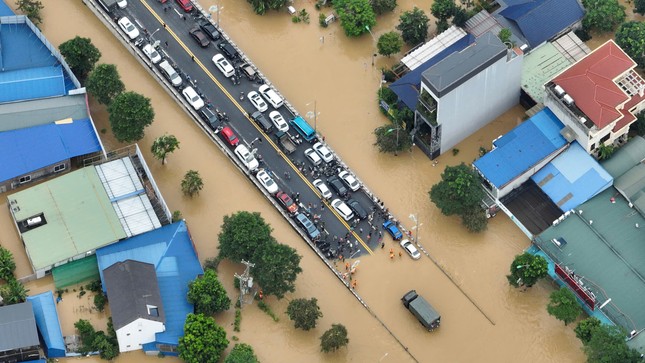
[
  {"left": 187, "top": 269, "right": 231, "bottom": 315},
  {"left": 86, "top": 64, "right": 125, "bottom": 106},
  {"left": 93, "top": 331, "right": 119, "bottom": 360},
  {"left": 108, "top": 91, "right": 155, "bottom": 142},
  {"left": 575, "top": 317, "right": 602, "bottom": 345},
  {"left": 181, "top": 170, "right": 204, "bottom": 197},
  {"left": 460, "top": 207, "right": 488, "bottom": 232},
  {"left": 218, "top": 211, "right": 274, "bottom": 263},
  {"left": 246, "top": 0, "right": 288, "bottom": 15},
  {"left": 16, "top": 0, "right": 44, "bottom": 25},
  {"left": 252, "top": 242, "right": 302, "bottom": 299},
  {"left": 178, "top": 313, "right": 229, "bottom": 363},
  {"left": 332, "top": 0, "right": 377, "bottom": 37},
  {"left": 224, "top": 343, "right": 259, "bottom": 363},
  {"left": 74, "top": 319, "right": 97, "bottom": 355},
  {"left": 377, "top": 31, "right": 403, "bottom": 57},
  {"left": 633, "top": 110, "right": 645, "bottom": 136},
  {"left": 506, "top": 252, "right": 548, "bottom": 288},
  {"left": 547, "top": 287, "right": 582, "bottom": 325},
  {"left": 397, "top": 7, "right": 430, "bottom": 46},
  {"left": 286, "top": 297, "right": 323, "bottom": 331},
  {"left": 59, "top": 36, "right": 102, "bottom": 83},
  {"left": 635, "top": 0, "right": 645, "bottom": 15},
  {"left": 435, "top": 19, "right": 450, "bottom": 34},
  {"left": 371, "top": 0, "right": 397, "bottom": 15},
  {"left": 452, "top": 7, "right": 468, "bottom": 27},
  {"left": 581, "top": 0, "right": 625, "bottom": 33},
  {"left": 93, "top": 293, "right": 107, "bottom": 312},
  {"left": 320, "top": 324, "right": 349, "bottom": 353},
  {"left": 584, "top": 324, "right": 641, "bottom": 363},
  {"left": 373, "top": 124, "right": 412, "bottom": 154},
  {"left": 597, "top": 143, "right": 616, "bottom": 160},
  {"left": 615, "top": 21, "right": 645, "bottom": 68},
  {"left": 431, "top": 0, "right": 457, "bottom": 22},
  {"left": 498, "top": 28, "right": 512, "bottom": 44},
  {"left": 0, "top": 246, "right": 16, "bottom": 281},
  {"left": 0, "top": 278, "right": 28, "bottom": 305},
  {"left": 429, "top": 163, "right": 484, "bottom": 216},
  {"left": 151, "top": 134, "right": 181, "bottom": 165}
]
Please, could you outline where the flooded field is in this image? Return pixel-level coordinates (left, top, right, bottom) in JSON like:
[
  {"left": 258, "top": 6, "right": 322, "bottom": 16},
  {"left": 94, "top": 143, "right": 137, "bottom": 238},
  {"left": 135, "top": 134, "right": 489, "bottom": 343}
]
[{"left": 0, "top": 0, "right": 602, "bottom": 361}]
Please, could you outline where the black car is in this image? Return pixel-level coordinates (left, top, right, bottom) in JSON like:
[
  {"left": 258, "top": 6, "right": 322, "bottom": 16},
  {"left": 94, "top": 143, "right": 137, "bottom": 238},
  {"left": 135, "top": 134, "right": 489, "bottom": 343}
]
[
  {"left": 198, "top": 107, "right": 219, "bottom": 130},
  {"left": 199, "top": 20, "right": 220, "bottom": 40},
  {"left": 218, "top": 41, "right": 239, "bottom": 60},
  {"left": 327, "top": 176, "right": 348, "bottom": 197},
  {"left": 251, "top": 111, "right": 273, "bottom": 132},
  {"left": 347, "top": 199, "right": 368, "bottom": 220},
  {"left": 189, "top": 26, "right": 210, "bottom": 48}
]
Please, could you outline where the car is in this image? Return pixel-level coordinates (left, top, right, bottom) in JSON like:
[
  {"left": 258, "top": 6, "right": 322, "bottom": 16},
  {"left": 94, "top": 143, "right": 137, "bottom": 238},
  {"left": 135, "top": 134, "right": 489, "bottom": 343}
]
[
  {"left": 313, "top": 179, "right": 332, "bottom": 200},
  {"left": 158, "top": 60, "right": 182, "bottom": 87},
  {"left": 400, "top": 239, "right": 421, "bottom": 260},
  {"left": 256, "top": 169, "right": 279, "bottom": 194},
  {"left": 338, "top": 170, "right": 360, "bottom": 192},
  {"left": 269, "top": 111, "right": 289, "bottom": 132},
  {"left": 175, "top": 0, "right": 193, "bottom": 12},
  {"left": 383, "top": 220, "right": 403, "bottom": 240},
  {"left": 304, "top": 148, "right": 322, "bottom": 166},
  {"left": 250, "top": 111, "right": 273, "bottom": 132},
  {"left": 276, "top": 191, "right": 298, "bottom": 214},
  {"left": 118, "top": 17, "right": 139, "bottom": 40},
  {"left": 239, "top": 62, "right": 257, "bottom": 81},
  {"left": 258, "top": 84, "right": 284, "bottom": 108},
  {"left": 295, "top": 213, "right": 320, "bottom": 240},
  {"left": 189, "top": 26, "right": 210, "bottom": 47},
  {"left": 218, "top": 126, "right": 239, "bottom": 147},
  {"left": 199, "top": 20, "right": 220, "bottom": 40},
  {"left": 331, "top": 199, "right": 354, "bottom": 221},
  {"left": 327, "top": 175, "right": 348, "bottom": 197},
  {"left": 198, "top": 107, "right": 219, "bottom": 130},
  {"left": 212, "top": 54, "right": 235, "bottom": 78},
  {"left": 248, "top": 91, "right": 268, "bottom": 112},
  {"left": 313, "top": 142, "right": 333, "bottom": 163},
  {"left": 346, "top": 199, "right": 368, "bottom": 220},
  {"left": 234, "top": 145, "right": 259, "bottom": 171},
  {"left": 218, "top": 41, "right": 238, "bottom": 60},
  {"left": 182, "top": 86, "right": 205, "bottom": 110},
  {"left": 142, "top": 43, "right": 162, "bottom": 64},
  {"left": 117, "top": 0, "right": 127, "bottom": 8}
]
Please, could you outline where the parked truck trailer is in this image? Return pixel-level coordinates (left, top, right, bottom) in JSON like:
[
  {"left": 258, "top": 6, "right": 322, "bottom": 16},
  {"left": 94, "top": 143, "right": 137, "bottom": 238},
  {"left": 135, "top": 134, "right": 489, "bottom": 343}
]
[{"left": 401, "top": 290, "right": 441, "bottom": 331}]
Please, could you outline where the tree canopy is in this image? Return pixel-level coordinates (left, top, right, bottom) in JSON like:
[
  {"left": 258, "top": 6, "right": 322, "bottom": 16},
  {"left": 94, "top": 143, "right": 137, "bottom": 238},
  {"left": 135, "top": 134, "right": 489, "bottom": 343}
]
[
  {"left": 574, "top": 317, "right": 602, "bottom": 345},
  {"left": 252, "top": 242, "right": 302, "bottom": 299},
  {"left": 373, "top": 123, "right": 412, "bottom": 154},
  {"left": 636, "top": 0, "right": 645, "bottom": 15},
  {"left": 246, "top": 0, "right": 288, "bottom": 15},
  {"left": 431, "top": 0, "right": 457, "bottom": 22},
  {"left": 397, "top": 7, "right": 429, "bottom": 46},
  {"left": 181, "top": 170, "right": 204, "bottom": 197},
  {"left": 371, "top": 0, "right": 397, "bottom": 15},
  {"left": 320, "top": 324, "right": 349, "bottom": 353},
  {"left": 286, "top": 297, "right": 323, "bottom": 331},
  {"left": 218, "top": 211, "right": 274, "bottom": 262},
  {"left": 581, "top": 0, "right": 626, "bottom": 33},
  {"left": 16, "top": 0, "right": 44, "bottom": 26},
  {"left": 59, "top": 36, "right": 101, "bottom": 83},
  {"left": 86, "top": 63, "right": 125, "bottom": 106},
  {"left": 377, "top": 31, "right": 403, "bottom": 57},
  {"left": 224, "top": 343, "right": 259, "bottom": 363},
  {"left": 506, "top": 252, "right": 548, "bottom": 288},
  {"left": 429, "top": 163, "right": 484, "bottom": 216},
  {"left": 178, "top": 313, "right": 229, "bottom": 363},
  {"left": 615, "top": 21, "right": 645, "bottom": 68},
  {"left": 0, "top": 278, "right": 28, "bottom": 305},
  {"left": 187, "top": 269, "right": 231, "bottom": 315},
  {"left": 332, "top": 0, "right": 377, "bottom": 37},
  {"left": 0, "top": 246, "right": 16, "bottom": 282},
  {"left": 633, "top": 111, "right": 645, "bottom": 136},
  {"left": 546, "top": 287, "right": 582, "bottom": 325},
  {"left": 584, "top": 324, "right": 641, "bottom": 363},
  {"left": 108, "top": 91, "right": 155, "bottom": 143},
  {"left": 151, "top": 134, "right": 180, "bottom": 165}
]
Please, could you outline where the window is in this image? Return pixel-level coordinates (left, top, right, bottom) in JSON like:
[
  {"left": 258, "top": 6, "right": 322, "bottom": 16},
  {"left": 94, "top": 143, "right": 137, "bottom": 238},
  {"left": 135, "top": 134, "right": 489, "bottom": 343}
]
[
  {"left": 19, "top": 175, "right": 31, "bottom": 184},
  {"left": 54, "top": 164, "right": 65, "bottom": 172},
  {"left": 147, "top": 304, "right": 159, "bottom": 316}
]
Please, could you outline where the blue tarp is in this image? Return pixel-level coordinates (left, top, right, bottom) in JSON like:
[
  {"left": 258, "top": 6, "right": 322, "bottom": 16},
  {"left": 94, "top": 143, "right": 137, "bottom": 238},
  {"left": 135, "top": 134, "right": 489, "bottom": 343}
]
[
  {"left": 97, "top": 221, "right": 204, "bottom": 354},
  {"left": 0, "top": 118, "right": 102, "bottom": 183},
  {"left": 532, "top": 142, "right": 613, "bottom": 212},
  {"left": 474, "top": 108, "right": 567, "bottom": 188},
  {"left": 26, "top": 291, "right": 66, "bottom": 358}
]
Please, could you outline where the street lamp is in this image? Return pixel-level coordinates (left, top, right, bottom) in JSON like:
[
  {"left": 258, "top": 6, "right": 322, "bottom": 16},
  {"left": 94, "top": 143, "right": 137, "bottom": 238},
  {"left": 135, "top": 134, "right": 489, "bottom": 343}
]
[
  {"left": 150, "top": 27, "right": 160, "bottom": 40},
  {"left": 409, "top": 214, "right": 422, "bottom": 244},
  {"left": 365, "top": 25, "right": 376, "bottom": 41},
  {"left": 209, "top": 4, "right": 224, "bottom": 26},
  {"left": 306, "top": 101, "right": 320, "bottom": 134},
  {"left": 371, "top": 53, "right": 377, "bottom": 66}
]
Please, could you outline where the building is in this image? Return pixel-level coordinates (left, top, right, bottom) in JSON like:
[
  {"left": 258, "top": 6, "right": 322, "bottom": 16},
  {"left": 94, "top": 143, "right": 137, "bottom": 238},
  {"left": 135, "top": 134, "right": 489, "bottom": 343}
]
[
  {"left": 0, "top": 302, "right": 41, "bottom": 363},
  {"left": 26, "top": 291, "right": 66, "bottom": 358},
  {"left": 96, "top": 221, "right": 204, "bottom": 356},
  {"left": 103, "top": 260, "right": 166, "bottom": 352},
  {"left": 414, "top": 31, "right": 523, "bottom": 159},
  {"left": 544, "top": 40, "right": 645, "bottom": 156}
]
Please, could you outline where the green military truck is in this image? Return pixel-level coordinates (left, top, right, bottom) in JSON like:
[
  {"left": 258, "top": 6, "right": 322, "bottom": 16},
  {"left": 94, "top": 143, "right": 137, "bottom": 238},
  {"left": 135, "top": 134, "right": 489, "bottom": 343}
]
[{"left": 401, "top": 290, "right": 441, "bottom": 331}]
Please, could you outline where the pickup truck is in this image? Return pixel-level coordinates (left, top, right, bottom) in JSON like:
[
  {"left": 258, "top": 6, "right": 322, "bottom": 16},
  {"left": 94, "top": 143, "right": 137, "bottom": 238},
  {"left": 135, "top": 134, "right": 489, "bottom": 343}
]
[
  {"left": 402, "top": 290, "right": 441, "bottom": 331},
  {"left": 276, "top": 131, "right": 297, "bottom": 154}
]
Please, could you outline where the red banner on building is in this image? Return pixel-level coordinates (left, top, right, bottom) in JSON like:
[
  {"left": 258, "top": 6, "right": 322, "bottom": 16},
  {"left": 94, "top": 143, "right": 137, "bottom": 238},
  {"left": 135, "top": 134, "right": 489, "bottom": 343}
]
[{"left": 555, "top": 264, "right": 595, "bottom": 310}]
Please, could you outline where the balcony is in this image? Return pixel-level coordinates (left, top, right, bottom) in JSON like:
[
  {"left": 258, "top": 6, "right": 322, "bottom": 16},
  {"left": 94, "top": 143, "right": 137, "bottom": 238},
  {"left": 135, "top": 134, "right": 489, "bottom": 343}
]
[{"left": 416, "top": 89, "right": 438, "bottom": 126}]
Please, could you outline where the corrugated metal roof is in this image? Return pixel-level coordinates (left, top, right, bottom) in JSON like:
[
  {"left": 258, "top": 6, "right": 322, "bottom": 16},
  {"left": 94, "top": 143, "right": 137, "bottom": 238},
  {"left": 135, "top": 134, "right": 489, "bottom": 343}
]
[
  {"left": 531, "top": 142, "right": 613, "bottom": 212},
  {"left": 0, "top": 93, "right": 89, "bottom": 132},
  {"left": 465, "top": 10, "right": 503, "bottom": 38},
  {"left": 7, "top": 167, "right": 127, "bottom": 271},
  {"left": 401, "top": 26, "right": 467, "bottom": 71},
  {"left": 26, "top": 291, "right": 66, "bottom": 358},
  {"left": 0, "top": 1, "right": 14, "bottom": 16},
  {"left": 601, "top": 136, "right": 645, "bottom": 178},
  {"left": 614, "top": 164, "right": 645, "bottom": 214},
  {"left": 0, "top": 66, "right": 67, "bottom": 103},
  {"left": 0, "top": 301, "right": 39, "bottom": 352},
  {"left": 521, "top": 42, "right": 573, "bottom": 103},
  {"left": 0, "top": 118, "right": 102, "bottom": 183},
  {"left": 474, "top": 108, "right": 567, "bottom": 188}
]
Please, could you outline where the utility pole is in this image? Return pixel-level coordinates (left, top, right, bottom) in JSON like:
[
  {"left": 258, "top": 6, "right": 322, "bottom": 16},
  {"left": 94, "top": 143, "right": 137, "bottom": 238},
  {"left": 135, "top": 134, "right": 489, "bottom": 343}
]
[{"left": 234, "top": 260, "right": 256, "bottom": 307}]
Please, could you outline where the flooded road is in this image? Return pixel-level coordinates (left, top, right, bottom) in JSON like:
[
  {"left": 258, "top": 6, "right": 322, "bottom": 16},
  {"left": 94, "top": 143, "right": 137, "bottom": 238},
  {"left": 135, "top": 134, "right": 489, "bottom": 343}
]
[{"left": 0, "top": 0, "right": 591, "bottom": 361}]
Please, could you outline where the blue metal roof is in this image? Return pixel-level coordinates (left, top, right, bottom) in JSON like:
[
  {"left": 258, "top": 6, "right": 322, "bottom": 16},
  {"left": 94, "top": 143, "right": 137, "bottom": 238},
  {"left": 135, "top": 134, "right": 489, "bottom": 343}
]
[
  {"left": 390, "top": 34, "right": 475, "bottom": 110},
  {"left": 97, "top": 221, "right": 204, "bottom": 350},
  {"left": 0, "top": 1, "right": 14, "bottom": 16},
  {"left": 473, "top": 108, "right": 567, "bottom": 188},
  {"left": 26, "top": 291, "right": 66, "bottom": 358},
  {"left": 532, "top": 142, "right": 613, "bottom": 212},
  {"left": 0, "top": 66, "right": 67, "bottom": 103},
  {"left": 498, "top": 0, "right": 584, "bottom": 48},
  {"left": 0, "top": 118, "right": 102, "bottom": 183}
]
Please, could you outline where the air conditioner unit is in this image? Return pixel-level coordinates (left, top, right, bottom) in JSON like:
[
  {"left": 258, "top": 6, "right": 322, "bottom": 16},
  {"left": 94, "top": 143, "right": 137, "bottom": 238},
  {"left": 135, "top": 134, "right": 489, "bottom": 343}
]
[
  {"left": 554, "top": 85, "right": 566, "bottom": 96},
  {"left": 26, "top": 216, "right": 42, "bottom": 227},
  {"left": 563, "top": 94, "right": 574, "bottom": 105},
  {"left": 579, "top": 117, "right": 587, "bottom": 124}
]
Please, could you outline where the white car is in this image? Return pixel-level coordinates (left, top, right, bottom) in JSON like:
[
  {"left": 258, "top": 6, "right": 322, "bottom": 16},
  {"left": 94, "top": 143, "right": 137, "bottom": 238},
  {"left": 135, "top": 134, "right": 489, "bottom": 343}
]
[
  {"left": 269, "top": 111, "right": 289, "bottom": 132},
  {"left": 118, "top": 17, "right": 139, "bottom": 40},
  {"left": 400, "top": 239, "right": 421, "bottom": 260},
  {"left": 338, "top": 170, "right": 360, "bottom": 191},
  {"left": 313, "top": 179, "right": 332, "bottom": 200},
  {"left": 117, "top": 0, "right": 127, "bottom": 8},
  {"left": 248, "top": 91, "right": 268, "bottom": 112},
  {"left": 258, "top": 84, "right": 284, "bottom": 108},
  {"left": 142, "top": 44, "right": 162, "bottom": 64},
  {"left": 304, "top": 148, "right": 322, "bottom": 166},
  {"left": 182, "top": 86, "right": 205, "bottom": 110},
  {"left": 212, "top": 54, "right": 235, "bottom": 78},
  {"left": 331, "top": 199, "right": 354, "bottom": 221},
  {"left": 256, "top": 169, "right": 279, "bottom": 194},
  {"left": 234, "top": 145, "right": 259, "bottom": 172},
  {"left": 313, "top": 142, "right": 333, "bottom": 163}
]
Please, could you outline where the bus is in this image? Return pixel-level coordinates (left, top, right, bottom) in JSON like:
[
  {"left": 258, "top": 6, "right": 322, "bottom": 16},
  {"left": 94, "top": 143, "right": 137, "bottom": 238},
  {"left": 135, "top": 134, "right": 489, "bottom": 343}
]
[{"left": 290, "top": 116, "right": 316, "bottom": 142}]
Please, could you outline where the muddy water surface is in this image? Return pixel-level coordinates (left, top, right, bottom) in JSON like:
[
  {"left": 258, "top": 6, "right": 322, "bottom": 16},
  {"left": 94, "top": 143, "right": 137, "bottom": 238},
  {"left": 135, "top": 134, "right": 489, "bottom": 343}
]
[{"left": 0, "top": 0, "right": 592, "bottom": 361}]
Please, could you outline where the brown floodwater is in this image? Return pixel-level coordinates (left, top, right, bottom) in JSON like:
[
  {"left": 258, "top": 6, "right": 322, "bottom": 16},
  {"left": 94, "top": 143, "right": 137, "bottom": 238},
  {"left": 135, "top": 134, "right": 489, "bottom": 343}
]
[{"left": 0, "top": 0, "right": 598, "bottom": 361}]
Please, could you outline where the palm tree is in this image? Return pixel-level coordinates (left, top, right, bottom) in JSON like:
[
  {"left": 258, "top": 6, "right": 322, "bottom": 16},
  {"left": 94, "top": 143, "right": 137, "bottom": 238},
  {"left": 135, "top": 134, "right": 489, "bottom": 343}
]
[
  {"left": 1, "top": 278, "right": 29, "bottom": 305},
  {"left": 151, "top": 134, "right": 180, "bottom": 165},
  {"left": 181, "top": 170, "right": 204, "bottom": 197}
]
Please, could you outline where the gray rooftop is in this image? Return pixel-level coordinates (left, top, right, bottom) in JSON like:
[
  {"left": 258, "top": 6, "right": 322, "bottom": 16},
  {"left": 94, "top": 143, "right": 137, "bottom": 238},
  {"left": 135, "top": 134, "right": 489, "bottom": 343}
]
[
  {"left": 421, "top": 32, "right": 507, "bottom": 97},
  {"left": 0, "top": 301, "right": 40, "bottom": 352},
  {"left": 0, "top": 93, "right": 89, "bottom": 132},
  {"left": 103, "top": 260, "right": 165, "bottom": 330},
  {"left": 601, "top": 136, "right": 645, "bottom": 179}
]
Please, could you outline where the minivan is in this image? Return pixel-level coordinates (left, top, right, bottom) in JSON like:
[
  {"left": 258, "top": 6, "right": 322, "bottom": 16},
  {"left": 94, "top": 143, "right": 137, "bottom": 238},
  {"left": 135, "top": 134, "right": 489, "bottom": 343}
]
[
  {"left": 157, "top": 60, "right": 182, "bottom": 87},
  {"left": 218, "top": 41, "right": 239, "bottom": 60},
  {"left": 251, "top": 111, "right": 273, "bottom": 133},
  {"left": 259, "top": 84, "right": 284, "bottom": 109}
]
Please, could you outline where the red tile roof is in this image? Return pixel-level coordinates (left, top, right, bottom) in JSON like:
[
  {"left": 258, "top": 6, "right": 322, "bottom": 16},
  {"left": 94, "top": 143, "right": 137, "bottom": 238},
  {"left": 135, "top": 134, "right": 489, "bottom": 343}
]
[
  {"left": 613, "top": 90, "right": 645, "bottom": 132},
  {"left": 553, "top": 40, "right": 635, "bottom": 129}
]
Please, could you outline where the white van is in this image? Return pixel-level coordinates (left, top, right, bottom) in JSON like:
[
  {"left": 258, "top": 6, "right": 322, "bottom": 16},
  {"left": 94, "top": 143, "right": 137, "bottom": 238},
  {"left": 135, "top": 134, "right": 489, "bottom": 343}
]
[
  {"left": 259, "top": 84, "right": 284, "bottom": 109},
  {"left": 158, "top": 60, "right": 182, "bottom": 87}
]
